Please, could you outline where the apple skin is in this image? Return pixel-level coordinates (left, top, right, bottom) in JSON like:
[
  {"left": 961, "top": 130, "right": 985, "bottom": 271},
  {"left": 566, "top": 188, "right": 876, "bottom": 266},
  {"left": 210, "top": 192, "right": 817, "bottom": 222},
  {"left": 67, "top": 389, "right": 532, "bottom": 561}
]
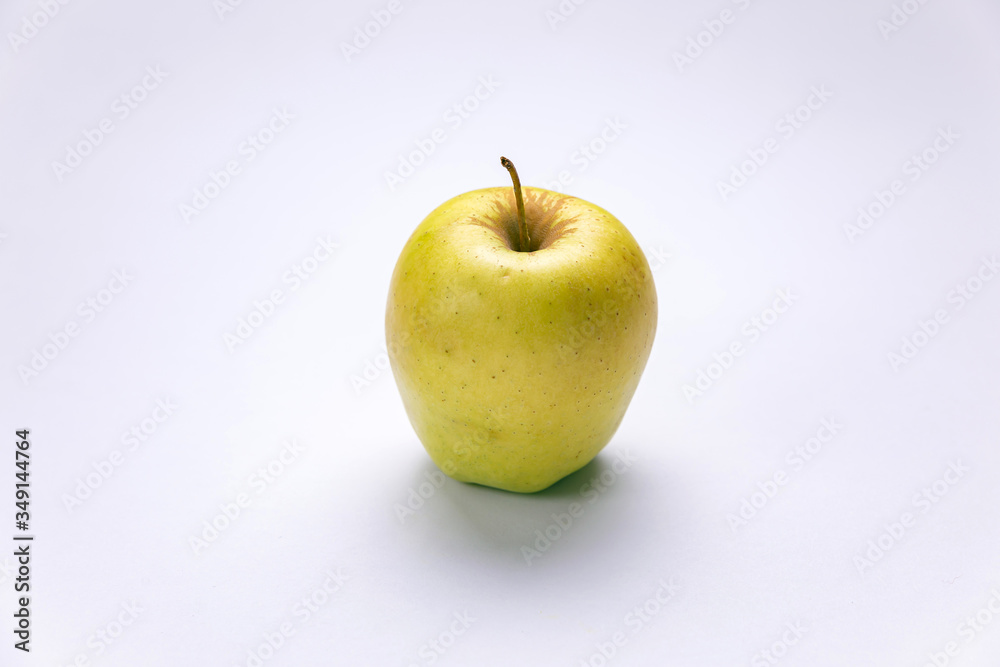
[{"left": 386, "top": 186, "right": 656, "bottom": 493}]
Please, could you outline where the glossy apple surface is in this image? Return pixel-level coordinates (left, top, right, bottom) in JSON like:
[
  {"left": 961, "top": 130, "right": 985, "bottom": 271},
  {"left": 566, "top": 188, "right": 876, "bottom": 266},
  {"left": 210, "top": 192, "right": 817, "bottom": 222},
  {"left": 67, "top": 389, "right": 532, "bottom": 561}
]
[{"left": 386, "top": 185, "right": 656, "bottom": 492}]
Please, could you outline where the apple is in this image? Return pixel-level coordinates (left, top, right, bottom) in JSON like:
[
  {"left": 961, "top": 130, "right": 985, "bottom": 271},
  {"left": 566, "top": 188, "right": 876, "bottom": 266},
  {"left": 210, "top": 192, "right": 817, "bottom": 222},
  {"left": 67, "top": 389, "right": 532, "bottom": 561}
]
[{"left": 385, "top": 157, "right": 657, "bottom": 493}]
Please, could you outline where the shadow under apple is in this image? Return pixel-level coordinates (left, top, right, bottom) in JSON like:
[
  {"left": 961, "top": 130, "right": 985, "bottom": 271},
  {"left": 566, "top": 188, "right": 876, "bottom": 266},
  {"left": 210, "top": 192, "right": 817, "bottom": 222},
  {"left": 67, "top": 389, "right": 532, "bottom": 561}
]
[{"left": 398, "top": 443, "right": 660, "bottom": 575}]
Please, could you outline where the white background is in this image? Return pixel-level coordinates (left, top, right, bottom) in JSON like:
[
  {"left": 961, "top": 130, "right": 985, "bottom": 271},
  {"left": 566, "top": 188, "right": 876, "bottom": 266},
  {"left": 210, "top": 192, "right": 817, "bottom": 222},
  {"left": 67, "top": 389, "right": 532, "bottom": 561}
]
[{"left": 2, "top": 0, "right": 999, "bottom": 665}]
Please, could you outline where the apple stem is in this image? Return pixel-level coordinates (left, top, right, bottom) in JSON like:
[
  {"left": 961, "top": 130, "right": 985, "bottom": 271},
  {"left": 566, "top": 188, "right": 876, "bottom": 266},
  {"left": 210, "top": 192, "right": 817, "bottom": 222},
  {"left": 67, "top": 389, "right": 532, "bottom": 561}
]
[{"left": 500, "top": 156, "right": 529, "bottom": 252}]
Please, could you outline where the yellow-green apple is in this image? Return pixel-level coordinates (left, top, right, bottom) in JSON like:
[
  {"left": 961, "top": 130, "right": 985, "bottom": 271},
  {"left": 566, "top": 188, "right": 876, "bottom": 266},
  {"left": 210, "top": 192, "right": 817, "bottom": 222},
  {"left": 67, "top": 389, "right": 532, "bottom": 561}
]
[{"left": 385, "top": 157, "right": 657, "bottom": 493}]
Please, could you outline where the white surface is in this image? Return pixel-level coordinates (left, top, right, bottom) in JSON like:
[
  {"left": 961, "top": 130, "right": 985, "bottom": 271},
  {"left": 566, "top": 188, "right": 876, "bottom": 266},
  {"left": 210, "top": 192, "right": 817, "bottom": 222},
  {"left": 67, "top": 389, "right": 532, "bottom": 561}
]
[{"left": 2, "top": 0, "right": 1000, "bottom": 665}]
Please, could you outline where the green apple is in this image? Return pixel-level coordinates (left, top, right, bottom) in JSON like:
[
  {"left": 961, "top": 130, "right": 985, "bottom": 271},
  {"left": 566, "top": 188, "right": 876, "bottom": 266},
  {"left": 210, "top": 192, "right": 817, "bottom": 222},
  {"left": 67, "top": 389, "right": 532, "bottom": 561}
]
[{"left": 385, "top": 157, "right": 657, "bottom": 493}]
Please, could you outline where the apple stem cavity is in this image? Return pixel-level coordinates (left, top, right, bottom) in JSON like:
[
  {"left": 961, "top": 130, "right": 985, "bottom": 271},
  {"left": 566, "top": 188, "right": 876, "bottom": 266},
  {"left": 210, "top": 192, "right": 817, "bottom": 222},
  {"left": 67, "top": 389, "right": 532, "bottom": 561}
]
[{"left": 500, "top": 156, "right": 530, "bottom": 252}]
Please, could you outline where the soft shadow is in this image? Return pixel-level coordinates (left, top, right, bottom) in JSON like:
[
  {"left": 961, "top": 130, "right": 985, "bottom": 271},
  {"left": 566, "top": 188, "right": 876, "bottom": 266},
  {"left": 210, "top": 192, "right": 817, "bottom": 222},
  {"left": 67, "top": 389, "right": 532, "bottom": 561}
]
[{"left": 399, "top": 445, "right": 653, "bottom": 571}]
